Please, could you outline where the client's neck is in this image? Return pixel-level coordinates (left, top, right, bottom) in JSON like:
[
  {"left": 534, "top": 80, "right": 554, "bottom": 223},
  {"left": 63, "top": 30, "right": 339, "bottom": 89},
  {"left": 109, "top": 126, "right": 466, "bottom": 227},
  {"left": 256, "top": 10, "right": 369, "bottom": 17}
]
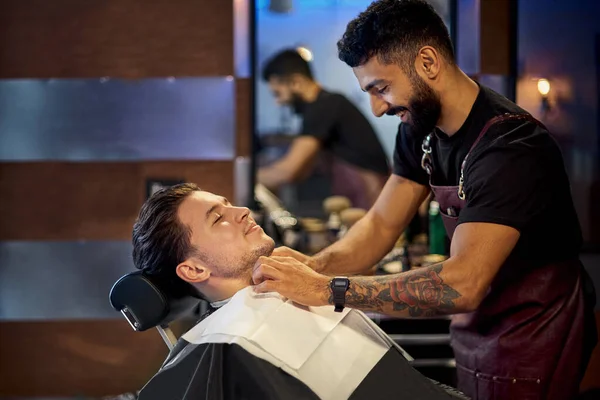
[{"left": 197, "top": 275, "right": 252, "bottom": 303}]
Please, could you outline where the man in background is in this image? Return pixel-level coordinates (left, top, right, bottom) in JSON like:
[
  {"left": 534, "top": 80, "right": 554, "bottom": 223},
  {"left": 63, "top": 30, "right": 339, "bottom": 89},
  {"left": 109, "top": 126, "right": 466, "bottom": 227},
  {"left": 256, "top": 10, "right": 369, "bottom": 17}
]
[{"left": 258, "top": 48, "right": 390, "bottom": 209}]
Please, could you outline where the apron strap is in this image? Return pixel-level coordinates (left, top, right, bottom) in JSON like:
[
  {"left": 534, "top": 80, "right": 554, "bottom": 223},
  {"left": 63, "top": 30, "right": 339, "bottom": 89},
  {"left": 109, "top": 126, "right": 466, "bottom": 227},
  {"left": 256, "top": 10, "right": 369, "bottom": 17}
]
[{"left": 421, "top": 113, "right": 539, "bottom": 200}]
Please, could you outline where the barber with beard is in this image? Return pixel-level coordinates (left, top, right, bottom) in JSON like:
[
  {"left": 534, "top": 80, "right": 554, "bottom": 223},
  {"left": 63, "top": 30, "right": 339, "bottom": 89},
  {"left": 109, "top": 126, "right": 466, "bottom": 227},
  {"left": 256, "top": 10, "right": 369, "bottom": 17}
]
[
  {"left": 257, "top": 49, "right": 390, "bottom": 210},
  {"left": 252, "top": 1, "right": 597, "bottom": 399}
]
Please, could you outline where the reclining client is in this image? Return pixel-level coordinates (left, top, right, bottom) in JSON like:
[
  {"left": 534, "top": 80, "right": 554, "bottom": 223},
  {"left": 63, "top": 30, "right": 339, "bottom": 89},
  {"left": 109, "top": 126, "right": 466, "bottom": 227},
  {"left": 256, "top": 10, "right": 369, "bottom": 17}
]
[{"left": 131, "top": 183, "right": 466, "bottom": 400}]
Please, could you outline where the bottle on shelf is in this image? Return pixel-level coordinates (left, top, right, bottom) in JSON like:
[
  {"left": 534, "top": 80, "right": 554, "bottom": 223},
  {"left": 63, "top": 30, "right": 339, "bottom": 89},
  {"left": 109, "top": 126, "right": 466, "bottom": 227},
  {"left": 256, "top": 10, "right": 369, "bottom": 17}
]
[
  {"left": 323, "top": 196, "right": 351, "bottom": 243},
  {"left": 428, "top": 200, "right": 446, "bottom": 255}
]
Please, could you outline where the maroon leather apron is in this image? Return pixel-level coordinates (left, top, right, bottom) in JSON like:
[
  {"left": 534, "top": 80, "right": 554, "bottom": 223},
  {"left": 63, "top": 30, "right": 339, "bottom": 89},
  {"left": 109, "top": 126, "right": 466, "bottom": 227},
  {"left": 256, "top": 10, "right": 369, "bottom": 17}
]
[{"left": 421, "top": 113, "right": 596, "bottom": 400}]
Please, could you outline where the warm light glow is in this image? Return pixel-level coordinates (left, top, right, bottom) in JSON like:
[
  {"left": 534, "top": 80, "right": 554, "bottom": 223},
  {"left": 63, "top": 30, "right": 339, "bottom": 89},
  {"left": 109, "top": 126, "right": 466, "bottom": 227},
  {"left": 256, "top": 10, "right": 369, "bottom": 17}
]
[
  {"left": 296, "top": 46, "right": 313, "bottom": 62},
  {"left": 537, "top": 79, "right": 550, "bottom": 96}
]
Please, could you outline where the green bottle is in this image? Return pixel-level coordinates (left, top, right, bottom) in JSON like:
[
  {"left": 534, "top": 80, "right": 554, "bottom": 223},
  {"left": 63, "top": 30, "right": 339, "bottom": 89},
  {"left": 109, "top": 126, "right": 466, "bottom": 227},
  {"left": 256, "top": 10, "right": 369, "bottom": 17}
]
[{"left": 429, "top": 201, "right": 446, "bottom": 255}]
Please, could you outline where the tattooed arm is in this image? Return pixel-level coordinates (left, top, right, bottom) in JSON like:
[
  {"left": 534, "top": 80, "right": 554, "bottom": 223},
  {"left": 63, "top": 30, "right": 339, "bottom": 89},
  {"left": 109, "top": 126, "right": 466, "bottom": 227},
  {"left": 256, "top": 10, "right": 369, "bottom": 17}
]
[
  {"left": 339, "top": 264, "right": 461, "bottom": 317},
  {"left": 329, "top": 222, "right": 521, "bottom": 316},
  {"left": 253, "top": 221, "right": 521, "bottom": 317}
]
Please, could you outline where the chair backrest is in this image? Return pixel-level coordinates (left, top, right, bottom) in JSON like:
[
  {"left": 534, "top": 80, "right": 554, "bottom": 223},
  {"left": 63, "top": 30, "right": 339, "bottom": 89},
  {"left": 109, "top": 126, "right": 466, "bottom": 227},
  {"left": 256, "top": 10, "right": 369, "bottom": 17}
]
[{"left": 109, "top": 271, "right": 200, "bottom": 331}]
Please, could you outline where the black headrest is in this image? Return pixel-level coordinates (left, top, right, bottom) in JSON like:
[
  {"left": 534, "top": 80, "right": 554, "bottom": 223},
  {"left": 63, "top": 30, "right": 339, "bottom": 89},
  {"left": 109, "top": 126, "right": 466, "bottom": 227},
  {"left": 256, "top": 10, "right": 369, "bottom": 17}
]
[{"left": 109, "top": 271, "right": 201, "bottom": 331}]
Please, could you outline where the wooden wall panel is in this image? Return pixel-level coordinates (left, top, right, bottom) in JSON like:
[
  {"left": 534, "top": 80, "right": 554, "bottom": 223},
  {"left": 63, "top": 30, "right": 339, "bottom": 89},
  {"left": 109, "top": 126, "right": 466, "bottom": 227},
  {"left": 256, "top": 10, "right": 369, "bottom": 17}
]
[
  {"left": 0, "top": 161, "right": 234, "bottom": 241},
  {"left": 0, "top": 0, "right": 233, "bottom": 78},
  {"left": 479, "top": 0, "right": 512, "bottom": 75},
  {"left": 0, "top": 320, "right": 175, "bottom": 396},
  {"left": 236, "top": 78, "right": 252, "bottom": 157}
]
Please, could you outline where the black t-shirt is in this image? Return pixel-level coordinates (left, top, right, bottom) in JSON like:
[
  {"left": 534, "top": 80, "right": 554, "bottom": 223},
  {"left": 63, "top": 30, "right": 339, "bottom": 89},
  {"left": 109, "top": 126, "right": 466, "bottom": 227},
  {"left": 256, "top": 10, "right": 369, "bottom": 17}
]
[
  {"left": 301, "top": 89, "right": 390, "bottom": 175},
  {"left": 393, "top": 84, "right": 582, "bottom": 263}
]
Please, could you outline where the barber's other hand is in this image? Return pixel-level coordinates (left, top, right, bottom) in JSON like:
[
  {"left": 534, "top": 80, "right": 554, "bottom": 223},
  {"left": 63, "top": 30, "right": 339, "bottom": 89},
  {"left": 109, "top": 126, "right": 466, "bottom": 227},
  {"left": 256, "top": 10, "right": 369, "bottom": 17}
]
[
  {"left": 271, "top": 246, "right": 321, "bottom": 272},
  {"left": 252, "top": 256, "right": 330, "bottom": 307}
]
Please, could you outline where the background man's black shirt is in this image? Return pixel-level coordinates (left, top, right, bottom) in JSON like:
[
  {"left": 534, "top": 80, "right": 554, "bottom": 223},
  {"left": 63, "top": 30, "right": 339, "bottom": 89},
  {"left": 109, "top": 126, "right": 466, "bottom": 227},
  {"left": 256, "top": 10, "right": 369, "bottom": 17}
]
[
  {"left": 393, "top": 84, "right": 582, "bottom": 264},
  {"left": 301, "top": 89, "right": 390, "bottom": 175}
]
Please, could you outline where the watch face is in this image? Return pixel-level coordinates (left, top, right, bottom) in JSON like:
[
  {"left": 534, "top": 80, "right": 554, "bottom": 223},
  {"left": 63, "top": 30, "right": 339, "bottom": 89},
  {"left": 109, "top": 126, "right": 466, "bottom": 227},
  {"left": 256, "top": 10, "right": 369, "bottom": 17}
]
[{"left": 332, "top": 278, "right": 349, "bottom": 289}]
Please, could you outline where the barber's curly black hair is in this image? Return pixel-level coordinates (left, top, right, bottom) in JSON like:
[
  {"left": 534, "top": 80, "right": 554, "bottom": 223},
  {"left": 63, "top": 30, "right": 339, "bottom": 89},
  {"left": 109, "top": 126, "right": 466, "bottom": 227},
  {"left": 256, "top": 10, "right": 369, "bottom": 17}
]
[{"left": 337, "top": 0, "right": 455, "bottom": 72}]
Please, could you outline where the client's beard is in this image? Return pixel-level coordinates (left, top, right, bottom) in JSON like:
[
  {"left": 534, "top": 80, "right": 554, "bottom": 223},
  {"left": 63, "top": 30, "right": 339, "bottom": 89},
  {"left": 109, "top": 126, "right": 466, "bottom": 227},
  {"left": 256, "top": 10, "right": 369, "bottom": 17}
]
[
  {"left": 388, "top": 73, "right": 442, "bottom": 140},
  {"left": 211, "top": 240, "right": 275, "bottom": 281}
]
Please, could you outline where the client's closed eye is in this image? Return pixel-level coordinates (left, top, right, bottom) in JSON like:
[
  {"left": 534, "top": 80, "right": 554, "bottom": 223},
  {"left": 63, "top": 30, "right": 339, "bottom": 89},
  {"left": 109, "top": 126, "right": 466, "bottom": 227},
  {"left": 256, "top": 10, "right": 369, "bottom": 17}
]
[{"left": 213, "top": 214, "right": 222, "bottom": 224}]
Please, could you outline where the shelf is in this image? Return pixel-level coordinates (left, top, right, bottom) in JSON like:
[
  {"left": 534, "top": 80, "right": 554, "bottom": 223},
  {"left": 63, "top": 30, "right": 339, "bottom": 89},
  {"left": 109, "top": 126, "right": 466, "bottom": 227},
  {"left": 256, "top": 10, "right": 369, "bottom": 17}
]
[
  {"left": 410, "top": 358, "right": 456, "bottom": 368},
  {"left": 390, "top": 333, "right": 451, "bottom": 345}
]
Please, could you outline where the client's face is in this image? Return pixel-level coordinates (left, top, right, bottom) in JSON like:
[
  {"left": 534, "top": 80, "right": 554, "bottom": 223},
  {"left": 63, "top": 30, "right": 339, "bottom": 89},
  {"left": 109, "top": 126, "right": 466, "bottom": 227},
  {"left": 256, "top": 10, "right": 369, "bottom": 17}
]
[{"left": 178, "top": 191, "right": 275, "bottom": 280}]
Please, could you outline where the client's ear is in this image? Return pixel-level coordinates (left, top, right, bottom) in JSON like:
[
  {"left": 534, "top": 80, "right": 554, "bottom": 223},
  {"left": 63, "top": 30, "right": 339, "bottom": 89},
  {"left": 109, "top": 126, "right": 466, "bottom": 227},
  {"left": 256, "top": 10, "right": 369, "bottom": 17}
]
[{"left": 176, "top": 260, "right": 210, "bottom": 284}]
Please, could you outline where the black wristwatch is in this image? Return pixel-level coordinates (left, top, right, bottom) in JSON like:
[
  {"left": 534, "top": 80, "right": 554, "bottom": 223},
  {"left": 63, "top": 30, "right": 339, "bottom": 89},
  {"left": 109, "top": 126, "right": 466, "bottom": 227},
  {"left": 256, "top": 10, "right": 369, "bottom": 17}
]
[{"left": 330, "top": 277, "right": 350, "bottom": 312}]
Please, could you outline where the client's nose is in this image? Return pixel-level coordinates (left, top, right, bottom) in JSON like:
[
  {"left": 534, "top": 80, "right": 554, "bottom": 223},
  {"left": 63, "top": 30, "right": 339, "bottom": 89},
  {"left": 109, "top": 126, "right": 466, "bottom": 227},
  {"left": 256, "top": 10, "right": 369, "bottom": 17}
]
[{"left": 233, "top": 206, "right": 250, "bottom": 223}]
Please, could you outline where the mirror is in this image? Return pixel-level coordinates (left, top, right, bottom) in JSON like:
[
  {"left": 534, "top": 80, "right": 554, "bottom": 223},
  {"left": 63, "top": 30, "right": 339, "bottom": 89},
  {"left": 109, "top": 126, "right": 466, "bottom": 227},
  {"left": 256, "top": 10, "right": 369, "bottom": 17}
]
[{"left": 254, "top": 0, "right": 455, "bottom": 221}]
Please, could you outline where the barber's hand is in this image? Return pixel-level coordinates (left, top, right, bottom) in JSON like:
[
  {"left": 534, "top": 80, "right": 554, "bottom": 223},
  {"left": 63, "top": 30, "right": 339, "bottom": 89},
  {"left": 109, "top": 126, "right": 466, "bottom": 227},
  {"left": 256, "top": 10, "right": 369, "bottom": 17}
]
[
  {"left": 252, "top": 256, "right": 331, "bottom": 307},
  {"left": 271, "top": 246, "right": 321, "bottom": 272}
]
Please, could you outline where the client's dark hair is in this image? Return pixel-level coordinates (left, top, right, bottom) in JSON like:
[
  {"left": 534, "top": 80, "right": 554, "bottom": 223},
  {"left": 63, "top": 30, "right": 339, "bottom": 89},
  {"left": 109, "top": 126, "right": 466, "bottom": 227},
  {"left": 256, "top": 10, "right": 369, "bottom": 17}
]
[
  {"left": 262, "top": 49, "right": 313, "bottom": 81},
  {"left": 337, "top": 0, "right": 455, "bottom": 72},
  {"left": 132, "top": 183, "right": 201, "bottom": 287}
]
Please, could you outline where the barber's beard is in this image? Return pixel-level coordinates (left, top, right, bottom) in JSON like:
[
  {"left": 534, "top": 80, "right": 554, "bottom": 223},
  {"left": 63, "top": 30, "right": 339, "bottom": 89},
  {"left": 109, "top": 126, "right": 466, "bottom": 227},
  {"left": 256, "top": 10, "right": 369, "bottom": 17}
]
[{"left": 390, "top": 74, "right": 442, "bottom": 140}]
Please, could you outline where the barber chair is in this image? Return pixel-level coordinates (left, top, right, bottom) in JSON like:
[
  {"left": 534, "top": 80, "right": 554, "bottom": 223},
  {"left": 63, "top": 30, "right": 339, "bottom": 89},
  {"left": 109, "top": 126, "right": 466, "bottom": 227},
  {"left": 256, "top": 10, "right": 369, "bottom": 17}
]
[{"left": 109, "top": 271, "right": 201, "bottom": 350}]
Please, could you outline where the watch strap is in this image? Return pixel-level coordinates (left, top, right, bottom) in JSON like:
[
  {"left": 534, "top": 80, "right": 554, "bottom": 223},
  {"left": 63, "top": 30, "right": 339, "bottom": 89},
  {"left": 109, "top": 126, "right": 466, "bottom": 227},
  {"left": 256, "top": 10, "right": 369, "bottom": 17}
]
[{"left": 330, "top": 277, "right": 350, "bottom": 312}]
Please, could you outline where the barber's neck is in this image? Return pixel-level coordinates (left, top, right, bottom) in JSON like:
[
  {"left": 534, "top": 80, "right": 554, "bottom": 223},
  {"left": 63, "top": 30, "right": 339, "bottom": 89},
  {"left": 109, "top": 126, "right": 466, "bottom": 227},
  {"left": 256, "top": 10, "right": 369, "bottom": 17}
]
[
  {"left": 298, "top": 79, "right": 321, "bottom": 103},
  {"left": 195, "top": 274, "right": 252, "bottom": 303},
  {"left": 435, "top": 67, "right": 480, "bottom": 137}
]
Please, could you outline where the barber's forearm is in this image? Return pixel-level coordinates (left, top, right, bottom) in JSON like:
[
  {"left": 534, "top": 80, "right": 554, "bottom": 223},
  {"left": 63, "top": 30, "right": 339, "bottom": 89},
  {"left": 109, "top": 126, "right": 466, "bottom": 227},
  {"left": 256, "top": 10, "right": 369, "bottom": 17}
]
[
  {"left": 257, "top": 165, "right": 293, "bottom": 190},
  {"left": 314, "top": 211, "right": 399, "bottom": 275},
  {"left": 332, "top": 260, "right": 476, "bottom": 317}
]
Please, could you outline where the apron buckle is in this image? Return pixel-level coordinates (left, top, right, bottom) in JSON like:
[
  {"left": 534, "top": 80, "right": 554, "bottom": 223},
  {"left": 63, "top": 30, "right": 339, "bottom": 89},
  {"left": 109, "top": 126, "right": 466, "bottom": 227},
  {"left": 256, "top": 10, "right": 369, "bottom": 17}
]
[
  {"left": 421, "top": 134, "right": 433, "bottom": 176},
  {"left": 458, "top": 174, "right": 466, "bottom": 200}
]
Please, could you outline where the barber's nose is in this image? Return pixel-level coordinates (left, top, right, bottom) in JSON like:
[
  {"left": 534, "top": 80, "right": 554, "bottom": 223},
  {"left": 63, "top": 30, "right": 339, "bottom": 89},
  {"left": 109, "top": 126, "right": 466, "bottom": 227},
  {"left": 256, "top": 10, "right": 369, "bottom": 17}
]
[{"left": 370, "top": 95, "right": 390, "bottom": 118}]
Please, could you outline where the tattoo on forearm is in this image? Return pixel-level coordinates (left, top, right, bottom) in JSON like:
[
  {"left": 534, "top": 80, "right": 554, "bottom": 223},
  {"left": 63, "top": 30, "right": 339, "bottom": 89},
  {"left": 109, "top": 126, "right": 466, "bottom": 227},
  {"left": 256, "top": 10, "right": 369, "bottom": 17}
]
[
  {"left": 331, "top": 264, "right": 461, "bottom": 317},
  {"left": 330, "top": 279, "right": 386, "bottom": 310}
]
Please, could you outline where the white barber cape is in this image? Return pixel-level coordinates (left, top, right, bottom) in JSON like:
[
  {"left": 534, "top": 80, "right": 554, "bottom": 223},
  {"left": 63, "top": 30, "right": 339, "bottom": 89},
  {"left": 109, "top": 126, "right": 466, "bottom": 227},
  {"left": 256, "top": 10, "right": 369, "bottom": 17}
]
[{"left": 138, "top": 287, "right": 466, "bottom": 400}]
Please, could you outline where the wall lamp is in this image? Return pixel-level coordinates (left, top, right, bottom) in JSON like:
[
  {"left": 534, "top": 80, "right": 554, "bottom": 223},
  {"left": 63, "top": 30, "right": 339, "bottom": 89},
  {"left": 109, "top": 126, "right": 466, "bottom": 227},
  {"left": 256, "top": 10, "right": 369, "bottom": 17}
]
[
  {"left": 537, "top": 78, "right": 551, "bottom": 113},
  {"left": 296, "top": 46, "right": 313, "bottom": 62}
]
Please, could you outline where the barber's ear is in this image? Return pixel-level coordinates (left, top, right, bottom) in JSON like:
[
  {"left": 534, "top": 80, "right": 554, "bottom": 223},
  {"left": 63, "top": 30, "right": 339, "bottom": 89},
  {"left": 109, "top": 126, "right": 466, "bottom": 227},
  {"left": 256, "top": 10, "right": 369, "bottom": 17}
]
[
  {"left": 176, "top": 261, "right": 210, "bottom": 283},
  {"left": 416, "top": 46, "right": 440, "bottom": 79}
]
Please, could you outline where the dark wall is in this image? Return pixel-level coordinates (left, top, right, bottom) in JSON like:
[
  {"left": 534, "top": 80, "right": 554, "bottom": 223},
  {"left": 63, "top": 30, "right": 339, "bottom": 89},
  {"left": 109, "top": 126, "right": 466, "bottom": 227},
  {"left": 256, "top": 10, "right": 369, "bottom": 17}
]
[
  {"left": 0, "top": 0, "right": 250, "bottom": 397},
  {"left": 516, "top": 0, "right": 600, "bottom": 248}
]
